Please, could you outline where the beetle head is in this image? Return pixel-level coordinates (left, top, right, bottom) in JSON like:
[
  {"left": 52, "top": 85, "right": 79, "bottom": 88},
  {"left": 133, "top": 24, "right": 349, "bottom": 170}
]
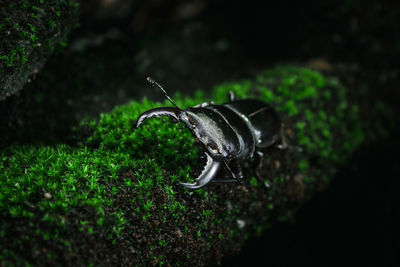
[
  {"left": 135, "top": 106, "right": 233, "bottom": 160},
  {"left": 138, "top": 77, "right": 235, "bottom": 160},
  {"left": 180, "top": 108, "right": 236, "bottom": 160}
]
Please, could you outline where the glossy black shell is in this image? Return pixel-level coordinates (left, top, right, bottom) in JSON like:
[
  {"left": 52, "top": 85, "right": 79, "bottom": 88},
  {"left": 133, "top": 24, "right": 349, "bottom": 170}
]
[
  {"left": 224, "top": 99, "right": 281, "bottom": 148},
  {"left": 188, "top": 99, "right": 280, "bottom": 160}
]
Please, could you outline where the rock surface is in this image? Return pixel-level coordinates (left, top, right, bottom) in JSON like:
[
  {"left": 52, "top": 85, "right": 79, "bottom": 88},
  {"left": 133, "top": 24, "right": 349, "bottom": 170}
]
[
  {"left": 0, "top": 0, "right": 78, "bottom": 100},
  {"left": 0, "top": 66, "right": 372, "bottom": 266}
]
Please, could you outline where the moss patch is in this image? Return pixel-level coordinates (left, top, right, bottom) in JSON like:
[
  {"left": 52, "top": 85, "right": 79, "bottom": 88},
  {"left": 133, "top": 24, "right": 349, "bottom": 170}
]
[
  {"left": 0, "top": 0, "right": 79, "bottom": 100},
  {"left": 0, "top": 66, "right": 371, "bottom": 265}
]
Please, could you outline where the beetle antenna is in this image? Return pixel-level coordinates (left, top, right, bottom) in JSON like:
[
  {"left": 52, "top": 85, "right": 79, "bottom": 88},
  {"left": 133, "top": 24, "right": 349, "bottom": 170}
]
[{"left": 147, "top": 77, "right": 182, "bottom": 111}]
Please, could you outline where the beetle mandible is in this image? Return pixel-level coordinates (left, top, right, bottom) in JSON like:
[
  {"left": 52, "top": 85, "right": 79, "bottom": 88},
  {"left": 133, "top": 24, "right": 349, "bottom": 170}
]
[{"left": 135, "top": 77, "right": 281, "bottom": 189}]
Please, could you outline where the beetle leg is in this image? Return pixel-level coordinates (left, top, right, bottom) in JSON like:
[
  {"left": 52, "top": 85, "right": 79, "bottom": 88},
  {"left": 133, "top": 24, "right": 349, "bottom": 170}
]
[
  {"left": 252, "top": 150, "right": 272, "bottom": 190},
  {"left": 181, "top": 152, "right": 221, "bottom": 189},
  {"left": 254, "top": 151, "right": 264, "bottom": 182},
  {"left": 236, "top": 163, "right": 243, "bottom": 181},
  {"left": 211, "top": 161, "right": 242, "bottom": 183},
  {"left": 275, "top": 125, "right": 302, "bottom": 152},
  {"left": 135, "top": 107, "right": 180, "bottom": 128},
  {"left": 193, "top": 102, "right": 211, "bottom": 108},
  {"left": 228, "top": 91, "right": 236, "bottom": 102},
  {"left": 211, "top": 178, "right": 237, "bottom": 183},
  {"left": 223, "top": 160, "right": 243, "bottom": 182}
]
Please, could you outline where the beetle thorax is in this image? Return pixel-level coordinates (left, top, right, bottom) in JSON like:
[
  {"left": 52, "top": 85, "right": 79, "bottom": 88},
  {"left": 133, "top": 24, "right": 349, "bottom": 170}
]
[{"left": 180, "top": 109, "right": 236, "bottom": 159}]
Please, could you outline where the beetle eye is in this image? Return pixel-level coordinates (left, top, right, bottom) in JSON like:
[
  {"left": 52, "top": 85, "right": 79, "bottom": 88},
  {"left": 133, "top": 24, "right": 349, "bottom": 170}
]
[
  {"left": 188, "top": 117, "right": 196, "bottom": 126},
  {"left": 208, "top": 143, "right": 219, "bottom": 153}
]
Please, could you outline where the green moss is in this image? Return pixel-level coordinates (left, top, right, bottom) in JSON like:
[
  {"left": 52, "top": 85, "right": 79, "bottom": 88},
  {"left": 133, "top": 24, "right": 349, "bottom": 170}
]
[
  {"left": 0, "top": 0, "right": 79, "bottom": 99},
  {"left": 1, "top": 0, "right": 78, "bottom": 68},
  {"left": 250, "top": 177, "right": 259, "bottom": 187},
  {"left": 0, "top": 66, "right": 371, "bottom": 265}
]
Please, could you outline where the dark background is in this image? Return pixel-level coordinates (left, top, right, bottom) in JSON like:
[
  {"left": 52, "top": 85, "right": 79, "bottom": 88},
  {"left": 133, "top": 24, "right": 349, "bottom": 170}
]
[
  {"left": 221, "top": 128, "right": 400, "bottom": 266},
  {"left": 2, "top": 0, "right": 400, "bottom": 265}
]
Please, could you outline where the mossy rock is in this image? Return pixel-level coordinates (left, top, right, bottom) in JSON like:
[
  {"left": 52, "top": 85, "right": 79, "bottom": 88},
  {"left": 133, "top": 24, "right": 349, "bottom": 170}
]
[
  {"left": 0, "top": 0, "right": 79, "bottom": 100},
  {"left": 0, "top": 66, "right": 370, "bottom": 265}
]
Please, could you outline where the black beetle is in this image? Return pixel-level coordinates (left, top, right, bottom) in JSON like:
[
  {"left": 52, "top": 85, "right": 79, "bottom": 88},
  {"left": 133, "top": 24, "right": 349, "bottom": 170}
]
[{"left": 136, "top": 77, "right": 281, "bottom": 189}]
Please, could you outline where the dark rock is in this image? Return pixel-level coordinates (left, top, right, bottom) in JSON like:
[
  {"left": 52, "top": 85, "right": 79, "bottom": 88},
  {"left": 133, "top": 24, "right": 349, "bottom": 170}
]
[{"left": 0, "top": 0, "right": 79, "bottom": 100}]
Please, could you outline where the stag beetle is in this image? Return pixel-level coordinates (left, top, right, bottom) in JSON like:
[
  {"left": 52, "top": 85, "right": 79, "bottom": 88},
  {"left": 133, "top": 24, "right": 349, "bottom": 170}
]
[{"left": 136, "top": 77, "right": 281, "bottom": 189}]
